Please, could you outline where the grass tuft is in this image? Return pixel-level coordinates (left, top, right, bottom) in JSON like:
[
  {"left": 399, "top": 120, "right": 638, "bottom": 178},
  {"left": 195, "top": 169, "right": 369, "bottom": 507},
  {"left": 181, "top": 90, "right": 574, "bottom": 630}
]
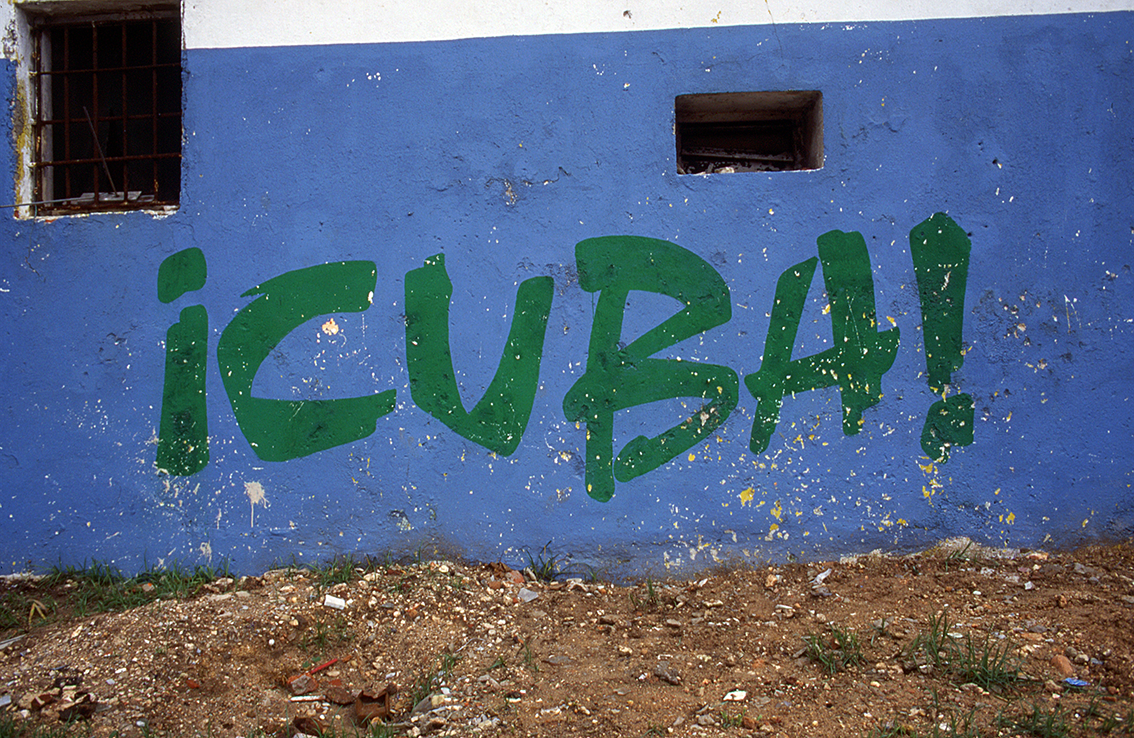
[
  {"left": 904, "top": 611, "right": 1022, "bottom": 691},
  {"left": 630, "top": 578, "right": 662, "bottom": 611},
  {"left": 1000, "top": 703, "right": 1073, "bottom": 738},
  {"left": 523, "top": 541, "right": 563, "bottom": 582},
  {"left": 804, "top": 624, "right": 865, "bottom": 675}
]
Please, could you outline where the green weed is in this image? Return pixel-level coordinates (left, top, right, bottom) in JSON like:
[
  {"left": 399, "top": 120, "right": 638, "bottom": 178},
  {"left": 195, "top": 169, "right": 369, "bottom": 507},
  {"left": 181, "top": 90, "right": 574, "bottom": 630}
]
[
  {"left": 718, "top": 707, "right": 747, "bottom": 728},
  {"left": 864, "top": 724, "right": 918, "bottom": 738},
  {"left": 410, "top": 651, "right": 461, "bottom": 708},
  {"left": 0, "top": 590, "right": 54, "bottom": 633},
  {"left": 1001, "top": 703, "right": 1073, "bottom": 738},
  {"left": 38, "top": 560, "right": 230, "bottom": 618},
  {"left": 951, "top": 635, "right": 1020, "bottom": 691},
  {"left": 1097, "top": 708, "right": 1133, "bottom": 735},
  {"left": 630, "top": 578, "right": 662, "bottom": 611},
  {"left": 942, "top": 542, "right": 974, "bottom": 572},
  {"left": 520, "top": 637, "right": 539, "bottom": 673},
  {"left": 0, "top": 714, "right": 89, "bottom": 737},
  {"left": 299, "top": 614, "right": 353, "bottom": 654},
  {"left": 523, "top": 541, "right": 562, "bottom": 582},
  {"left": 804, "top": 624, "right": 865, "bottom": 675},
  {"left": 904, "top": 611, "right": 1022, "bottom": 691}
]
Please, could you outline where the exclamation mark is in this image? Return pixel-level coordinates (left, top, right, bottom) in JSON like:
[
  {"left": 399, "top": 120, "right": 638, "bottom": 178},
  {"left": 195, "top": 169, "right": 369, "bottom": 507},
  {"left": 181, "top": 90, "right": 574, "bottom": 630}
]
[
  {"left": 909, "top": 214, "right": 974, "bottom": 462},
  {"left": 156, "top": 248, "right": 209, "bottom": 475}
]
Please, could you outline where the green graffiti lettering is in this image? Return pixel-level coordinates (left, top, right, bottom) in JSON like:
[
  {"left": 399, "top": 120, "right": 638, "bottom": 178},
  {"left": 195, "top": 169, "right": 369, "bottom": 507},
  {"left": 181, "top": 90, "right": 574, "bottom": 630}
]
[
  {"left": 157, "top": 247, "right": 206, "bottom": 304},
  {"left": 745, "top": 230, "right": 900, "bottom": 454},
  {"left": 922, "top": 394, "right": 975, "bottom": 461},
  {"left": 910, "top": 213, "right": 974, "bottom": 461},
  {"left": 156, "top": 305, "right": 209, "bottom": 475},
  {"left": 216, "top": 261, "right": 395, "bottom": 462},
  {"left": 563, "top": 236, "right": 739, "bottom": 502},
  {"left": 156, "top": 248, "right": 209, "bottom": 475},
  {"left": 404, "top": 254, "right": 553, "bottom": 455}
]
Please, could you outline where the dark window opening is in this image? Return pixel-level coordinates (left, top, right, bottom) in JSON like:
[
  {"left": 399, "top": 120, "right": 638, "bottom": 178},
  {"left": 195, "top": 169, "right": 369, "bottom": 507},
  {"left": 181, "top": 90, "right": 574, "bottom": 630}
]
[
  {"left": 675, "top": 91, "right": 823, "bottom": 174},
  {"left": 28, "top": 10, "right": 181, "bottom": 214}
]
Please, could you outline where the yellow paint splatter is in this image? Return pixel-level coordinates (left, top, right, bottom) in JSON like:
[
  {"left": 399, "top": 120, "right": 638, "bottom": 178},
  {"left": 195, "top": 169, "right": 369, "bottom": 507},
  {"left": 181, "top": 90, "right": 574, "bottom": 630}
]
[
  {"left": 688, "top": 452, "right": 696, "bottom": 462},
  {"left": 739, "top": 487, "right": 754, "bottom": 506},
  {"left": 770, "top": 500, "right": 783, "bottom": 521}
]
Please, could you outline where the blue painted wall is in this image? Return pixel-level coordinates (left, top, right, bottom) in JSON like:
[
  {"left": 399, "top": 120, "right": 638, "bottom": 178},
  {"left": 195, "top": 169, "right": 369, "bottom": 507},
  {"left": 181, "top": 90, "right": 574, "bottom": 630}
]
[{"left": 1, "top": 12, "right": 1131, "bottom": 575}]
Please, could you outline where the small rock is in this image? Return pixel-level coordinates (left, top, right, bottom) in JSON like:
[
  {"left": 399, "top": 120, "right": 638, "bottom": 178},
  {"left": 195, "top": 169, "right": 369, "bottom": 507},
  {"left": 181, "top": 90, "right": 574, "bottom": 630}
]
[
  {"left": 57, "top": 692, "right": 98, "bottom": 721},
  {"left": 517, "top": 588, "right": 539, "bottom": 603},
  {"left": 653, "top": 661, "right": 681, "bottom": 685},
  {"left": 665, "top": 619, "right": 682, "bottom": 629},
  {"left": 1050, "top": 654, "right": 1074, "bottom": 678},
  {"left": 287, "top": 674, "right": 318, "bottom": 696},
  {"left": 723, "top": 689, "right": 747, "bottom": 701},
  {"left": 324, "top": 686, "right": 356, "bottom": 705},
  {"left": 355, "top": 683, "right": 396, "bottom": 725},
  {"left": 27, "top": 692, "right": 56, "bottom": 711}
]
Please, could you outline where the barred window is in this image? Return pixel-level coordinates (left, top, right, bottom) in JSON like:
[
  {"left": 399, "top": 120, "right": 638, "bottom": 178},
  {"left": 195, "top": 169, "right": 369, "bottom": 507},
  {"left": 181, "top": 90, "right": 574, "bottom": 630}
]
[{"left": 27, "top": 9, "right": 181, "bottom": 214}]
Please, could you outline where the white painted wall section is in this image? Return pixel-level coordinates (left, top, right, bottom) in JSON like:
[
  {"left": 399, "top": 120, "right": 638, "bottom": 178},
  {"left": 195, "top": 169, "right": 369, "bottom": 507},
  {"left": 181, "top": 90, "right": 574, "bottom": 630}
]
[{"left": 182, "top": 0, "right": 1134, "bottom": 49}]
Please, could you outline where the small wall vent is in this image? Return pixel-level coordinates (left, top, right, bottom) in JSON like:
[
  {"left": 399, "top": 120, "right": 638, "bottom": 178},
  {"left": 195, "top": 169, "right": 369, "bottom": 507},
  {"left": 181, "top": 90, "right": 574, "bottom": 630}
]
[{"left": 675, "top": 91, "right": 823, "bottom": 174}]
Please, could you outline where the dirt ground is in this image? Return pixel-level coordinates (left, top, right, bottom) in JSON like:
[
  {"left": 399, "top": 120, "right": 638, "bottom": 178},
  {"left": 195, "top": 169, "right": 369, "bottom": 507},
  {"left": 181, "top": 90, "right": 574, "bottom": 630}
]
[{"left": 1, "top": 538, "right": 1132, "bottom": 738}]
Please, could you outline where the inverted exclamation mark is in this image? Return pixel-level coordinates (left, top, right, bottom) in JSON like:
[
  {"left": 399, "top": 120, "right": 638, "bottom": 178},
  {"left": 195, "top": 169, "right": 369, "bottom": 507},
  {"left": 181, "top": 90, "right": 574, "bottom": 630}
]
[
  {"left": 156, "top": 248, "right": 209, "bottom": 475},
  {"left": 909, "top": 214, "right": 974, "bottom": 462}
]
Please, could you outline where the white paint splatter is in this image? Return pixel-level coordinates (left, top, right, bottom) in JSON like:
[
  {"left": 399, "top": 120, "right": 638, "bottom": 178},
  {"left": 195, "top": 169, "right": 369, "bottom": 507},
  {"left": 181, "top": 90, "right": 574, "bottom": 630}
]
[{"left": 245, "top": 481, "right": 268, "bottom": 527}]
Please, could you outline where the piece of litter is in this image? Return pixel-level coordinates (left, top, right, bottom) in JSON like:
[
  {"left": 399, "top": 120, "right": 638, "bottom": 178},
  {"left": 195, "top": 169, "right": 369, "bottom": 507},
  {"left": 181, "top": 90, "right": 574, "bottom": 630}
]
[
  {"left": 517, "top": 588, "right": 539, "bottom": 603},
  {"left": 323, "top": 594, "right": 346, "bottom": 610},
  {"left": 724, "top": 689, "right": 747, "bottom": 701},
  {"left": 308, "top": 657, "right": 338, "bottom": 675},
  {"left": 1063, "top": 678, "right": 1090, "bottom": 688}
]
